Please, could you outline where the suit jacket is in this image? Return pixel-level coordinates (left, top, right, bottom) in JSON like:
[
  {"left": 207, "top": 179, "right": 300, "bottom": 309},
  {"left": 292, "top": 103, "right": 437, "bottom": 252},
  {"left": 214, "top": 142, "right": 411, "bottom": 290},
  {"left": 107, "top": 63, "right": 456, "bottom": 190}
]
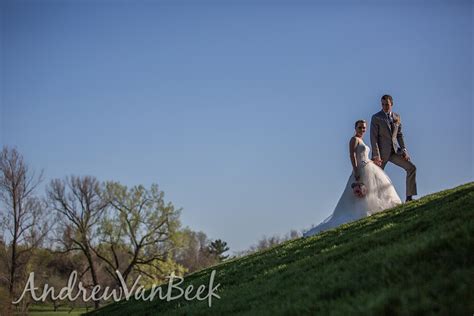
[{"left": 370, "top": 110, "right": 406, "bottom": 161}]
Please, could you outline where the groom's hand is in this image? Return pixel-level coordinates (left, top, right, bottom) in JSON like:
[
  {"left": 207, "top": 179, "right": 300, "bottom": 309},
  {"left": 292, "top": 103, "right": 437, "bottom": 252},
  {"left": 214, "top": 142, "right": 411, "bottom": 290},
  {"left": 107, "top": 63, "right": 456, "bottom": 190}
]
[
  {"left": 402, "top": 152, "right": 411, "bottom": 161},
  {"left": 373, "top": 157, "right": 382, "bottom": 166}
]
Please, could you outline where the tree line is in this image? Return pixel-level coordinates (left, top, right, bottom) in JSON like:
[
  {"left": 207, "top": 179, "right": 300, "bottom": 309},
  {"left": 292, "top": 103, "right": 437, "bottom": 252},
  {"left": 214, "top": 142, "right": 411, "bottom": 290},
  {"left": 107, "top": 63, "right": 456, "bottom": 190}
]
[{"left": 0, "top": 146, "right": 230, "bottom": 315}]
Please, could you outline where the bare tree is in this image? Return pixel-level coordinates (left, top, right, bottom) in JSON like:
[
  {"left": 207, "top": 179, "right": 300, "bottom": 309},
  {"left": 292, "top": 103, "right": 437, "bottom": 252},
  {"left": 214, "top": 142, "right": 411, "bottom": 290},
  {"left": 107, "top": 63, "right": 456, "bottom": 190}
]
[
  {"left": 234, "top": 229, "right": 302, "bottom": 257},
  {"left": 46, "top": 175, "right": 108, "bottom": 309},
  {"left": 92, "top": 182, "right": 182, "bottom": 287},
  {"left": 0, "top": 146, "right": 48, "bottom": 313}
]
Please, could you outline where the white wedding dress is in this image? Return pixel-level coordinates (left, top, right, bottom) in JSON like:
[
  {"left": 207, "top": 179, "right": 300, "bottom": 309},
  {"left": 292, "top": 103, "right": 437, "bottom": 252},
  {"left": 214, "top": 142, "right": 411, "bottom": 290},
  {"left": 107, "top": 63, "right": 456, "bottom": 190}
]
[{"left": 304, "top": 139, "right": 402, "bottom": 237}]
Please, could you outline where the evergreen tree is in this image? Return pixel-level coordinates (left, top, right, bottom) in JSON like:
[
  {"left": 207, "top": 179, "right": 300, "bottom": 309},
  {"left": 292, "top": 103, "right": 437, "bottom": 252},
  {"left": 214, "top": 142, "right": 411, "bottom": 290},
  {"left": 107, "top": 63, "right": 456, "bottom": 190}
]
[{"left": 208, "top": 239, "right": 229, "bottom": 262}]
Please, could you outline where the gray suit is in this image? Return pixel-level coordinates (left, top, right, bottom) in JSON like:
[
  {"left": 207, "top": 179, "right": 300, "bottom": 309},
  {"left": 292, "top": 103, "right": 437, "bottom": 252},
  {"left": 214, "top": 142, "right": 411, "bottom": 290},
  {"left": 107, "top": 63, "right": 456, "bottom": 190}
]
[{"left": 370, "top": 110, "right": 417, "bottom": 197}]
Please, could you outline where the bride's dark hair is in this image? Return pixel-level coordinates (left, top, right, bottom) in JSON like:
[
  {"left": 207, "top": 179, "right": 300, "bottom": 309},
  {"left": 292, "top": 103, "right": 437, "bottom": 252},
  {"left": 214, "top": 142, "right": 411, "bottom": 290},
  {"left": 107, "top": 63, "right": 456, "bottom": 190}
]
[{"left": 354, "top": 119, "right": 366, "bottom": 128}]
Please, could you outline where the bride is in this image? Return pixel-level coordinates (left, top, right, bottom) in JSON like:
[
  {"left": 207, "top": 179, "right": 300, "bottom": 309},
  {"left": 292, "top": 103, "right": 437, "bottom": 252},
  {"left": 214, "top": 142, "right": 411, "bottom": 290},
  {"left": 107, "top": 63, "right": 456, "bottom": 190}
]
[{"left": 304, "top": 120, "right": 402, "bottom": 237}]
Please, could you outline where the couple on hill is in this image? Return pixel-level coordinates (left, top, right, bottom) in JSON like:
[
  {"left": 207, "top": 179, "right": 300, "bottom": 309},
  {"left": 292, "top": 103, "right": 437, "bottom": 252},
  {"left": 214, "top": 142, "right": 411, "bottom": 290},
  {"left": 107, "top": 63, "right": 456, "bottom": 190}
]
[{"left": 304, "top": 95, "right": 418, "bottom": 237}]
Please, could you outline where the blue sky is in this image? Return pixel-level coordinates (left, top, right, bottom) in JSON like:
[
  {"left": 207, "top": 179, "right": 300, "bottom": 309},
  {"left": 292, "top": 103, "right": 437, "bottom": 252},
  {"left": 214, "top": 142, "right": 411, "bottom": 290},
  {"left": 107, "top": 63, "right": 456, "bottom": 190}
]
[{"left": 1, "top": 0, "right": 472, "bottom": 252}]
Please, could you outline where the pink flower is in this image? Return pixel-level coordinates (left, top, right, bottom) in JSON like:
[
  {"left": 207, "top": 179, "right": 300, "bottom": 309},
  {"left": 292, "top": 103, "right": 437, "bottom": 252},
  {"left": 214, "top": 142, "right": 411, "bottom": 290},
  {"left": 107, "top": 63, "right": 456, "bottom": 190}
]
[{"left": 352, "top": 182, "right": 367, "bottom": 198}]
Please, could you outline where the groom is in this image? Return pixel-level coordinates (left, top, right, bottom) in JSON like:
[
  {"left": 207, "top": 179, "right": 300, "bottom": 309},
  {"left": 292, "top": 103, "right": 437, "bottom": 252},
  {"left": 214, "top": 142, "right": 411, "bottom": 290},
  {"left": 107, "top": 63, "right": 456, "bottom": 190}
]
[{"left": 370, "top": 94, "right": 417, "bottom": 202}]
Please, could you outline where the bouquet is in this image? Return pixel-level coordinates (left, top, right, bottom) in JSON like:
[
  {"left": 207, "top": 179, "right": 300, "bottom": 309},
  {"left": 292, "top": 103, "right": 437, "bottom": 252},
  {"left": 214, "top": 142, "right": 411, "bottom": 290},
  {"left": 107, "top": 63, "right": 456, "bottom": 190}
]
[{"left": 351, "top": 182, "right": 367, "bottom": 198}]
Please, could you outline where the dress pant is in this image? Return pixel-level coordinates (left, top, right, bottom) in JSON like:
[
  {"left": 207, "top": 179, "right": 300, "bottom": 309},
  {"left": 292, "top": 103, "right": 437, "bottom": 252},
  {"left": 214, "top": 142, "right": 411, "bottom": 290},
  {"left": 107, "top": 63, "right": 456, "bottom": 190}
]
[{"left": 381, "top": 153, "right": 417, "bottom": 197}]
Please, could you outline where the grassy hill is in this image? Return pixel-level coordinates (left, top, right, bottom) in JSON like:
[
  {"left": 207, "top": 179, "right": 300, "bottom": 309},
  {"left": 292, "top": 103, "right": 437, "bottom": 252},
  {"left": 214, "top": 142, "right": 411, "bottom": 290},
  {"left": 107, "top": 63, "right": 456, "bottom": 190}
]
[{"left": 86, "top": 182, "right": 474, "bottom": 315}]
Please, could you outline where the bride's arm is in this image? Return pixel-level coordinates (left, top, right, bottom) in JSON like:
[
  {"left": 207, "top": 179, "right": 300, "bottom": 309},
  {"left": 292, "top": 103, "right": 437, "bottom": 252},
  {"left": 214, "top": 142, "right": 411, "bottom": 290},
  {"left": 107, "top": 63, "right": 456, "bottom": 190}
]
[{"left": 349, "top": 137, "right": 360, "bottom": 181}]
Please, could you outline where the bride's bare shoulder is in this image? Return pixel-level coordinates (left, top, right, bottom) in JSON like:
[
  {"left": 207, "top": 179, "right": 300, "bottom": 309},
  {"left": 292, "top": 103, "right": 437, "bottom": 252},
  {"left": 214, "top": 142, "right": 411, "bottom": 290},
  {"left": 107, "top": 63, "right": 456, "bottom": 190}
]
[
  {"left": 349, "top": 136, "right": 360, "bottom": 148},
  {"left": 350, "top": 136, "right": 361, "bottom": 143}
]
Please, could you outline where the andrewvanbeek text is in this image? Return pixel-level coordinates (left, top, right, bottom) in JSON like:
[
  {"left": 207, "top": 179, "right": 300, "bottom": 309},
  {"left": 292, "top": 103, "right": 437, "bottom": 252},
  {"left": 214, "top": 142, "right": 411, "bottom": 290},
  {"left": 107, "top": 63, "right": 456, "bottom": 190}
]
[{"left": 13, "top": 270, "right": 220, "bottom": 307}]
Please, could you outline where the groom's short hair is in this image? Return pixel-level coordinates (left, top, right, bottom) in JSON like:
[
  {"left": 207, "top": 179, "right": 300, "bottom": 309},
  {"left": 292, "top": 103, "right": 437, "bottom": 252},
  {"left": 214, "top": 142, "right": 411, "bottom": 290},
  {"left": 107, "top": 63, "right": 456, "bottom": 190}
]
[{"left": 381, "top": 94, "right": 393, "bottom": 104}]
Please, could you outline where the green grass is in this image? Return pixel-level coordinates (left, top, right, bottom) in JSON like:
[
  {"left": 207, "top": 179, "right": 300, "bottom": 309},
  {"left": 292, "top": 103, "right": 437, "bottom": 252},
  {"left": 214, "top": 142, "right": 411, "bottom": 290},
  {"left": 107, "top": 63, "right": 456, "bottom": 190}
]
[
  {"left": 85, "top": 182, "right": 474, "bottom": 315},
  {"left": 28, "top": 311, "right": 87, "bottom": 316},
  {"left": 26, "top": 304, "right": 90, "bottom": 316}
]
